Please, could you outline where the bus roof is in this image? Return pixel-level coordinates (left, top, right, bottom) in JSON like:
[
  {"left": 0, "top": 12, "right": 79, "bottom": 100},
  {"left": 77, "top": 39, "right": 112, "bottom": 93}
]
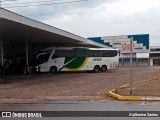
[{"left": 43, "top": 47, "right": 118, "bottom": 51}]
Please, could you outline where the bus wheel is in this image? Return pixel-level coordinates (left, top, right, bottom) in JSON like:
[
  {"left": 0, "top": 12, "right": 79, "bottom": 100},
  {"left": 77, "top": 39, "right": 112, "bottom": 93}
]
[
  {"left": 101, "top": 65, "right": 107, "bottom": 72},
  {"left": 94, "top": 65, "right": 100, "bottom": 73},
  {"left": 50, "top": 66, "right": 57, "bottom": 74}
]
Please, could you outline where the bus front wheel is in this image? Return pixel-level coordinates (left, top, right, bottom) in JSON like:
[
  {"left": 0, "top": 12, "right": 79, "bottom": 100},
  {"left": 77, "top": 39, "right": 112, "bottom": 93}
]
[
  {"left": 50, "top": 66, "right": 57, "bottom": 74},
  {"left": 101, "top": 65, "right": 107, "bottom": 72},
  {"left": 93, "top": 65, "right": 100, "bottom": 73}
]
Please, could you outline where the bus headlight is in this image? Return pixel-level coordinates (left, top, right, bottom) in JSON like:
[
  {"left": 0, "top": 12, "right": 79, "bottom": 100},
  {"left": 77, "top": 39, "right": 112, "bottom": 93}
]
[{"left": 36, "top": 66, "right": 40, "bottom": 71}]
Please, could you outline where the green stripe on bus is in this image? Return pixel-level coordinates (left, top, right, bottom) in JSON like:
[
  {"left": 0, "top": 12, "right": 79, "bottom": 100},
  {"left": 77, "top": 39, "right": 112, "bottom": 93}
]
[{"left": 64, "top": 48, "right": 89, "bottom": 70}]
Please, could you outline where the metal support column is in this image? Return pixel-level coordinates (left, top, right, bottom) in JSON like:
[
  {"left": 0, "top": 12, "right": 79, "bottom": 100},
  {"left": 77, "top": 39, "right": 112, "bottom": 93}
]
[
  {"left": 25, "top": 38, "right": 29, "bottom": 75},
  {"left": 0, "top": 37, "right": 4, "bottom": 79},
  {"left": 122, "top": 58, "right": 124, "bottom": 67},
  {"left": 25, "top": 39, "right": 29, "bottom": 66}
]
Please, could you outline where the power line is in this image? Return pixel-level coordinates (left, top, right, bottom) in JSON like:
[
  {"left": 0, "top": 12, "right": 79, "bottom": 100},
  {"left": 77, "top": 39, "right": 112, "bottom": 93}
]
[
  {"left": 3, "top": 0, "right": 89, "bottom": 8},
  {"left": 3, "top": 0, "right": 61, "bottom": 5},
  {"left": 1, "top": 0, "right": 18, "bottom": 2}
]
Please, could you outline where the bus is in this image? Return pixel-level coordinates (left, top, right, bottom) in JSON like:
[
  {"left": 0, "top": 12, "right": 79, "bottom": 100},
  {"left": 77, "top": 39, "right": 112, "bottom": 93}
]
[{"left": 31, "top": 47, "right": 120, "bottom": 73}]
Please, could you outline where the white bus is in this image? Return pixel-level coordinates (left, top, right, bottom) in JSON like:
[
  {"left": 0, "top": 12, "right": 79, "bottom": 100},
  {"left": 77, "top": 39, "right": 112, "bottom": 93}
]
[{"left": 31, "top": 47, "right": 120, "bottom": 73}]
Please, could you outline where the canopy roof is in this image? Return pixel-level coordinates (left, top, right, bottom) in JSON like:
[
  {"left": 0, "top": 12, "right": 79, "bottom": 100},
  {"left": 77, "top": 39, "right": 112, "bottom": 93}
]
[{"left": 0, "top": 8, "right": 106, "bottom": 48}]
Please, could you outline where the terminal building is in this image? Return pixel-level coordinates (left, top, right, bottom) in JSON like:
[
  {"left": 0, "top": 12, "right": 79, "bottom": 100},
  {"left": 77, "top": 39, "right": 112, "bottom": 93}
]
[
  {"left": 88, "top": 34, "right": 150, "bottom": 67},
  {"left": 0, "top": 8, "right": 106, "bottom": 77},
  {"left": 150, "top": 46, "right": 160, "bottom": 66}
]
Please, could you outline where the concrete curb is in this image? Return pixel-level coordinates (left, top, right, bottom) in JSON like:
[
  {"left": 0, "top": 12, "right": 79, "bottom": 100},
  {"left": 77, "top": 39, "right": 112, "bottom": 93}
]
[
  {"left": 107, "top": 78, "right": 160, "bottom": 101},
  {"left": 155, "top": 76, "right": 160, "bottom": 80}
]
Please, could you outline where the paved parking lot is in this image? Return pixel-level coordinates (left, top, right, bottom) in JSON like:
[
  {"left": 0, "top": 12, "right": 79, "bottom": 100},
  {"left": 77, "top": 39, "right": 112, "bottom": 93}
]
[{"left": 0, "top": 67, "right": 160, "bottom": 103}]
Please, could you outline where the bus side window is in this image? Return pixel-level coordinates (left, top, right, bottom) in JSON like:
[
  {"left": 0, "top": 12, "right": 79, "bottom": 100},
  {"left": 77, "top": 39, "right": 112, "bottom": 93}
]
[
  {"left": 103, "top": 51, "right": 108, "bottom": 57},
  {"left": 99, "top": 50, "right": 104, "bottom": 57},
  {"left": 52, "top": 54, "right": 58, "bottom": 59}
]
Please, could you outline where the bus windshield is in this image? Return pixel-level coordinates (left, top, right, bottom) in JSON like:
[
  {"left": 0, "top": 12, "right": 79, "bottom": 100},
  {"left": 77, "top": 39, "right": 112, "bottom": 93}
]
[
  {"left": 30, "top": 50, "right": 52, "bottom": 65},
  {"left": 37, "top": 53, "right": 50, "bottom": 64}
]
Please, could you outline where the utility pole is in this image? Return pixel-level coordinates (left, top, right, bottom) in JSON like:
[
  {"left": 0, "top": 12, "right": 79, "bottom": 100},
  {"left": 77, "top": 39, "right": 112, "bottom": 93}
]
[{"left": 130, "top": 37, "right": 133, "bottom": 95}]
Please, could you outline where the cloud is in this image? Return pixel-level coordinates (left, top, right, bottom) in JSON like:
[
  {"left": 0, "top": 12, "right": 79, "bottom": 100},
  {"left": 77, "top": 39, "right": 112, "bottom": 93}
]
[
  {"left": 4, "top": 0, "right": 110, "bottom": 20},
  {"left": 3, "top": 0, "right": 160, "bottom": 46}
]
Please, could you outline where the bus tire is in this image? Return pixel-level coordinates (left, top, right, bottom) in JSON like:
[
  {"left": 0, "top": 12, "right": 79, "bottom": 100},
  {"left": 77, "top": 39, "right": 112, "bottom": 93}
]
[
  {"left": 50, "top": 66, "right": 57, "bottom": 74},
  {"left": 93, "top": 65, "right": 100, "bottom": 73},
  {"left": 101, "top": 65, "right": 107, "bottom": 72}
]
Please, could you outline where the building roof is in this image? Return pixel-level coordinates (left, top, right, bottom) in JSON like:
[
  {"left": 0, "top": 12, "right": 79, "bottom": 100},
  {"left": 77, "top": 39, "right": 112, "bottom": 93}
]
[{"left": 0, "top": 8, "right": 106, "bottom": 48}]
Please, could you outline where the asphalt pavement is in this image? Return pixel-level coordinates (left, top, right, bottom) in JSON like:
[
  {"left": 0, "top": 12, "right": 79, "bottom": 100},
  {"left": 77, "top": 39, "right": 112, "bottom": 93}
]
[{"left": 0, "top": 100, "right": 160, "bottom": 120}]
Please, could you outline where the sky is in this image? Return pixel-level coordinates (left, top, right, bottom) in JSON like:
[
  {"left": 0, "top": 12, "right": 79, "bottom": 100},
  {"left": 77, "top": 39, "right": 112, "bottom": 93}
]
[{"left": 2, "top": 0, "right": 160, "bottom": 46}]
